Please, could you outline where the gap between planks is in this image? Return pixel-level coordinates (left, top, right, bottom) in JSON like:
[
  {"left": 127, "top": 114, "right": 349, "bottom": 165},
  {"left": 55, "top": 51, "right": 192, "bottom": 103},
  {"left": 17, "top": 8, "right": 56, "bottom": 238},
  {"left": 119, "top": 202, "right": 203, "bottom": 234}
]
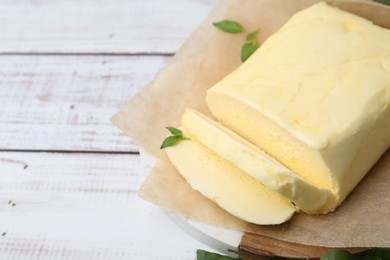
[
  {"left": 0, "top": 0, "right": 218, "bottom": 54},
  {"left": 0, "top": 52, "right": 174, "bottom": 56},
  {"left": 0, "top": 149, "right": 140, "bottom": 155},
  {"left": 0, "top": 54, "right": 171, "bottom": 153}
]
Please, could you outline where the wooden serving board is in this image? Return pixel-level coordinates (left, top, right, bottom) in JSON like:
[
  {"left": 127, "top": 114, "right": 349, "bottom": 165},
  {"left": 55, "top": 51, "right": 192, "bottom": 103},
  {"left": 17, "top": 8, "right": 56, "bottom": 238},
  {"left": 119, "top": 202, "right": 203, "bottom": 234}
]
[{"left": 238, "top": 233, "right": 367, "bottom": 259}]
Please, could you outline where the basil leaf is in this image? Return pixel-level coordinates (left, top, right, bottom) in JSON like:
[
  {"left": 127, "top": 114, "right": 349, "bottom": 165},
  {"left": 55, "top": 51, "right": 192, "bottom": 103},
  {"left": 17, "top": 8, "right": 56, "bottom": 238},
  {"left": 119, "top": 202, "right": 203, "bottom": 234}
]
[
  {"left": 241, "top": 41, "right": 260, "bottom": 62},
  {"left": 196, "top": 249, "right": 237, "bottom": 260},
  {"left": 166, "top": 126, "right": 183, "bottom": 137},
  {"left": 362, "top": 248, "right": 390, "bottom": 260},
  {"left": 160, "top": 126, "right": 190, "bottom": 149},
  {"left": 160, "top": 136, "right": 189, "bottom": 149},
  {"left": 213, "top": 20, "right": 245, "bottom": 34},
  {"left": 374, "top": 0, "right": 390, "bottom": 5},
  {"left": 246, "top": 29, "right": 259, "bottom": 41},
  {"left": 320, "top": 249, "right": 353, "bottom": 260}
]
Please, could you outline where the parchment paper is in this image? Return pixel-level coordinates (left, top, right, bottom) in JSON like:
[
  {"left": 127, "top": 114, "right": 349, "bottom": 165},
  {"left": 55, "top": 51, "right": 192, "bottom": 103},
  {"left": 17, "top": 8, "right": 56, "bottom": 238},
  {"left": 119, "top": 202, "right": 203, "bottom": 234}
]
[{"left": 112, "top": 0, "right": 390, "bottom": 247}]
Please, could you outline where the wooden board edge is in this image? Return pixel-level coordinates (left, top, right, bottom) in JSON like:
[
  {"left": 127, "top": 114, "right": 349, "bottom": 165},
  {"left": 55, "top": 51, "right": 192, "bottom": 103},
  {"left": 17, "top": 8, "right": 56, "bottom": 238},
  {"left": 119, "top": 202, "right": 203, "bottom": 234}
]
[{"left": 239, "top": 232, "right": 368, "bottom": 259}]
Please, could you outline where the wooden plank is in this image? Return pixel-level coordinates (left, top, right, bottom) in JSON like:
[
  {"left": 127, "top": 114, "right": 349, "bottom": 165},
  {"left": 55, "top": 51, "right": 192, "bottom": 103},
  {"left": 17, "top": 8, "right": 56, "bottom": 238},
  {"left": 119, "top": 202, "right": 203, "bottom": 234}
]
[
  {"left": 0, "top": 152, "right": 211, "bottom": 259},
  {"left": 0, "top": 0, "right": 218, "bottom": 54},
  {"left": 0, "top": 55, "right": 170, "bottom": 152}
]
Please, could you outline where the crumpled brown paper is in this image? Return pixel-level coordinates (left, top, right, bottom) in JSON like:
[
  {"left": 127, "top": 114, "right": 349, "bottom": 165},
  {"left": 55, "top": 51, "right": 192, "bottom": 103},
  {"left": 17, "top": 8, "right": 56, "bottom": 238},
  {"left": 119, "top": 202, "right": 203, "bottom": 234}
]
[{"left": 112, "top": 0, "right": 390, "bottom": 247}]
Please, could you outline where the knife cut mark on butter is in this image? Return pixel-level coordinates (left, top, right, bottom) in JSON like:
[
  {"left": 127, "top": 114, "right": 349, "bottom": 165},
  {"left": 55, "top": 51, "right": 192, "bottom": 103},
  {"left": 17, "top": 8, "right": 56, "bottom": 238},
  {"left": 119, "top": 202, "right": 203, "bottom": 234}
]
[{"left": 181, "top": 109, "right": 334, "bottom": 214}]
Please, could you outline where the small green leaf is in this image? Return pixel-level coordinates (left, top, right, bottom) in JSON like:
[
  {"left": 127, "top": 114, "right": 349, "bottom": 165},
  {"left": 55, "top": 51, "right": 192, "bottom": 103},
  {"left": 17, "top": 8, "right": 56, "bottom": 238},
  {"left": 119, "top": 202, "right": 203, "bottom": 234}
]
[
  {"left": 196, "top": 249, "right": 237, "bottom": 260},
  {"left": 213, "top": 20, "right": 245, "bottom": 34},
  {"left": 246, "top": 29, "right": 260, "bottom": 41},
  {"left": 320, "top": 249, "right": 353, "bottom": 260},
  {"left": 160, "top": 136, "right": 189, "bottom": 149},
  {"left": 373, "top": 0, "right": 390, "bottom": 5},
  {"left": 160, "top": 126, "right": 190, "bottom": 149},
  {"left": 362, "top": 248, "right": 390, "bottom": 260},
  {"left": 241, "top": 40, "right": 260, "bottom": 62},
  {"left": 166, "top": 126, "right": 183, "bottom": 137}
]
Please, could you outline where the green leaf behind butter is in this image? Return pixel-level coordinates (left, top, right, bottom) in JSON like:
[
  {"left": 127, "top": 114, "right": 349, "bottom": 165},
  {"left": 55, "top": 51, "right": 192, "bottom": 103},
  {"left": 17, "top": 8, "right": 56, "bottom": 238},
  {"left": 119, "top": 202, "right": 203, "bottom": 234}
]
[
  {"left": 320, "top": 249, "right": 354, "bottom": 260},
  {"left": 362, "top": 248, "right": 390, "bottom": 259},
  {"left": 241, "top": 40, "right": 260, "bottom": 62},
  {"left": 196, "top": 250, "right": 237, "bottom": 260},
  {"left": 196, "top": 248, "right": 390, "bottom": 260},
  {"left": 213, "top": 20, "right": 245, "bottom": 33},
  {"left": 374, "top": 0, "right": 390, "bottom": 5}
]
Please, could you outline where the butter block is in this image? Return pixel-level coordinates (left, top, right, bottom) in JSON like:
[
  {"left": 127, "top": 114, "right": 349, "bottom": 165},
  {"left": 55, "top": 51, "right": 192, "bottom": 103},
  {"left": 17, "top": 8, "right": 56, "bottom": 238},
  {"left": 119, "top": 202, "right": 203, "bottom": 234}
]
[
  {"left": 166, "top": 130, "right": 296, "bottom": 225},
  {"left": 181, "top": 109, "right": 334, "bottom": 213},
  {"left": 206, "top": 2, "right": 390, "bottom": 210}
]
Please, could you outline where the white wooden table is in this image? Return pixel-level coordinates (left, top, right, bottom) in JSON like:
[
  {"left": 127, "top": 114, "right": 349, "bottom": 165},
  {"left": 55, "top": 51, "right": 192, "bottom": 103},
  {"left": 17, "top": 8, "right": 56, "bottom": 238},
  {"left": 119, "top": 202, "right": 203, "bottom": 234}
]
[{"left": 0, "top": 1, "right": 221, "bottom": 259}]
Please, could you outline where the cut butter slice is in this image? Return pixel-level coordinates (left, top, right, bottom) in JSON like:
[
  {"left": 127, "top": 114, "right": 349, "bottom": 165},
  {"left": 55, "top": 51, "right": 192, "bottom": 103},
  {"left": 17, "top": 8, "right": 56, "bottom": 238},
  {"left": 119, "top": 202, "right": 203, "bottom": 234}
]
[
  {"left": 206, "top": 2, "right": 390, "bottom": 211},
  {"left": 181, "top": 109, "right": 334, "bottom": 214},
  {"left": 166, "top": 130, "right": 296, "bottom": 225}
]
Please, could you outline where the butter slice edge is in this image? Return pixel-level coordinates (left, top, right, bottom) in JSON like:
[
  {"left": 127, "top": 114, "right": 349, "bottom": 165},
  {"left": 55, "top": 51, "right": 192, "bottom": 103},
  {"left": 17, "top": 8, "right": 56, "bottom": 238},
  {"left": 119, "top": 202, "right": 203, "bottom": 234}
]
[
  {"left": 181, "top": 109, "right": 335, "bottom": 214},
  {"left": 166, "top": 129, "right": 296, "bottom": 225}
]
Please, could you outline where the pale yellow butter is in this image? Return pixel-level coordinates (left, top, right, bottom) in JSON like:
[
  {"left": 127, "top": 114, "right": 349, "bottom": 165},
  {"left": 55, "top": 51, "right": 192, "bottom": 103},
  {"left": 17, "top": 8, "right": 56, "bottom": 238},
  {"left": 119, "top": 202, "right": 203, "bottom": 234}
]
[
  {"left": 181, "top": 109, "right": 334, "bottom": 213},
  {"left": 166, "top": 129, "right": 296, "bottom": 225},
  {"left": 206, "top": 2, "right": 390, "bottom": 210}
]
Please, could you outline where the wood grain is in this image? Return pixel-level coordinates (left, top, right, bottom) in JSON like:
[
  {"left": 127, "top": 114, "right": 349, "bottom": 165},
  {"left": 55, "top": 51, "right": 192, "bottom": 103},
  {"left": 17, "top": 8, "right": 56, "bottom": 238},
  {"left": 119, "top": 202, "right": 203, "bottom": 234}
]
[
  {"left": 0, "top": 152, "right": 208, "bottom": 259},
  {"left": 239, "top": 233, "right": 367, "bottom": 259},
  {"left": 0, "top": 152, "right": 142, "bottom": 258},
  {"left": 0, "top": 0, "right": 217, "bottom": 54},
  {"left": 0, "top": 0, "right": 222, "bottom": 259},
  {"left": 0, "top": 55, "right": 169, "bottom": 152}
]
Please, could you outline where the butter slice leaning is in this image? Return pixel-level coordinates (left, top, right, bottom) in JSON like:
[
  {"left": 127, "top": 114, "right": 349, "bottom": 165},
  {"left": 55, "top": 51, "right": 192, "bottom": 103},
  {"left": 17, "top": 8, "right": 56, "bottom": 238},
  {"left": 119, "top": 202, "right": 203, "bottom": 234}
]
[
  {"left": 166, "top": 129, "right": 295, "bottom": 225},
  {"left": 181, "top": 109, "right": 333, "bottom": 214},
  {"left": 206, "top": 2, "right": 390, "bottom": 211}
]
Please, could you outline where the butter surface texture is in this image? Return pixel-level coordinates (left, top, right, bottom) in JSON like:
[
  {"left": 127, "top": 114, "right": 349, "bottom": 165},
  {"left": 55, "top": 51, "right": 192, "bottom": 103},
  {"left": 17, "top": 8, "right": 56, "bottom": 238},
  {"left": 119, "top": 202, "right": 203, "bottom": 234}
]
[
  {"left": 207, "top": 2, "right": 390, "bottom": 209},
  {"left": 166, "top": 130, "right": 295, "bottom": 225}
]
